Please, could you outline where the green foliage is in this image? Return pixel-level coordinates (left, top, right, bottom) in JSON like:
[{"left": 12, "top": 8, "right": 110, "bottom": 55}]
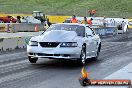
[{"left": 0, "top": 0, "right": 132, "bottom": 17}]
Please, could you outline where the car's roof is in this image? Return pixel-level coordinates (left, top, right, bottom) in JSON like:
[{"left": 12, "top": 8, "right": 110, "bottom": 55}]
[{"left": 52, "top": 23, "right": 88, "bottom": 27}]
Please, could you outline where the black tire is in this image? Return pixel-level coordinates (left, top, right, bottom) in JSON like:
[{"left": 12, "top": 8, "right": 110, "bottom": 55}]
[
  {"left": 93, "top": 50, "right": 99, "bottom": 61},
  {"left": 79, "top": 45, "right": 86, "bottom": 66},
  {"left": 28, "top": 56, "right": 38, "bottom": 63},
  {"left": 93, "top": 43, "right": 101, "bottom": 61},
  {"left": 93, "top": 47, "right": 100, "bottom": 61}
]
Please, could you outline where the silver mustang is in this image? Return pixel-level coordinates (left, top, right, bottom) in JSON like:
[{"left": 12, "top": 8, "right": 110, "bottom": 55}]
[{"left": 27, "top": 23, "right": 101, "bottom": 65}]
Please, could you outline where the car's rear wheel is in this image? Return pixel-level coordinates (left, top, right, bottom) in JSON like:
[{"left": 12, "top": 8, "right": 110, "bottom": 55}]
[
  {"left": 79, "top": 45, "right": 86, "bottom": 66},
  {"left": 28, "top": 56, "right": 38, "bottom": 63}
]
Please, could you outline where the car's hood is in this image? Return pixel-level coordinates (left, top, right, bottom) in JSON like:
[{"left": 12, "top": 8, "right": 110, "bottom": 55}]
[{"left": 31, "top": 30, "right": 78, "bottom": 42}]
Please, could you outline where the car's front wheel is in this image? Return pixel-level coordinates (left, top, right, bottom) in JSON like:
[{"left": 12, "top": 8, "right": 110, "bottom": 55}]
[
  {"left": 79, "top": 45, "right": 86, "bottom": 66},
  {"left": 28, "top": 56, "right": 38, "bottom": 63}
]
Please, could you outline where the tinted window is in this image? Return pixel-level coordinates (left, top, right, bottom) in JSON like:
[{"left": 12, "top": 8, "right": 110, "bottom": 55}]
[{"left": 46, "top": 24, "right": 85, "bottom": 37}]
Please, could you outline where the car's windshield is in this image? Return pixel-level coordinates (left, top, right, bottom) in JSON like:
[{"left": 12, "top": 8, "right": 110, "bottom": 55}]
[{"left": 46, "top": 24, "right": 85, "bottom": 37}]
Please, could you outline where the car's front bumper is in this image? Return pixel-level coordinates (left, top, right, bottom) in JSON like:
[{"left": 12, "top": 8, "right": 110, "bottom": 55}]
[{"left": 27, "top": 45, "right": 82, "bottom": 60}]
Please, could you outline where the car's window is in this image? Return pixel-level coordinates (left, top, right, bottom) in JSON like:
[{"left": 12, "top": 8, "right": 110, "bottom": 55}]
[
  {"left": 85, "top": 26, "right": 93, "bottom": 36},
  {"left": 86, "top": 26, "right": 96, "bottom": 35},
  {"left": 46, "top": 24, "right": 85, "bottom": 37}
]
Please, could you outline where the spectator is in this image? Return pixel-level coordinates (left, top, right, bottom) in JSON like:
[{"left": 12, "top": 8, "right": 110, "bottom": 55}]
[
  {"left": 87, "top": 18, "right": 93, "bottom": 26},
  {"left": 16, "top": 16, "right": 21, "bottom": 23},
  {"left": 47, "top": 18, "right": 51, "bottom": 27},
  {"left": 117, "top": 24, "right": 122, "bottom": 31},
  {"left": 25, "top": 16, "right": 29, "bottom": 23},
  {"left": 103, "top": 16, "right": 107, "bottom": 27},
  {"left": 91, "top": 10, "right": 96, "bottom": 17},
  {"left": 89, "top": 10, "right": 96, "bottom": 17},
  {"left": 81, "top": 17, "right": 88, "bottom": 24},
  {"left": 89, "top": 10, "right": 92, "bottom": 17},
  {"left": 121, "top": 21, "right": 126, "bottom": 32},
  {"left": 70, "top": 15, "right": 78, "bottom": 23}
]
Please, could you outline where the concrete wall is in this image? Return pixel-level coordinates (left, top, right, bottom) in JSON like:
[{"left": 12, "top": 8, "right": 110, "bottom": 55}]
[
  {"left": 94, "top": 27, "right": 117, "bottom": 36},
  {"left": 0, "top": 36, "right": 31, "bottom": 51},
  {"left": 11, "top": 23, "right": 45, "bottom": 32},
  {"left": 0, "top": 23, "right": 45, "bottom": 32}
]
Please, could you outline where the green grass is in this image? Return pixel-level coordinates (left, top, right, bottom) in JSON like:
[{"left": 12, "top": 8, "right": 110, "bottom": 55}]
[{"left": 0, "top": 0, "right": 132, "bottom": 18}]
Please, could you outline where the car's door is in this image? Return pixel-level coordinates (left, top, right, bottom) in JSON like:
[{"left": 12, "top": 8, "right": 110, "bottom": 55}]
[
  {"left": 90, "top": 28, "right": 99, "bottom": 53},
  {"left": 85, "top": 26, "right": 97, "bottom": 56}
]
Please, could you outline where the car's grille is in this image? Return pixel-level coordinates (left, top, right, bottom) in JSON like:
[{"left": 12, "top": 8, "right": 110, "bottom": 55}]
[
  {"left": 37, "top": 53, "right": 60, "bottom": 56},
  {"left": 39, "top": 42, "right": 59, "bottom": 47},
  {"left": 37, "top": 53, "right": 71, "bottom": 57}
]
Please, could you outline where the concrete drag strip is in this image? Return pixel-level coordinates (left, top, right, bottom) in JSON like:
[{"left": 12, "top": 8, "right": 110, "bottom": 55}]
[
  {"left": 99, "top": 42, "right": 132, "bottom": 60},
  {"left": 0, "top": 70, "right": 35, "bottom": 85},
  {"left": 1, "top": 29, "right": 132, "bottom": 88},
  {"left": 0, "top": 68, "right": 56, "bottom": 88},
  {"left": 0, "top": 51, "right": 27, "bottom": 64},
  {"left": 0, "top": 51, "right": 26, "bottom": 59},
  {"left": 105, "top": 63, "right": 132, "bottom": 81},
  {"left": 0, "top": 59, "right": 28, "bottom": 73},
  {"left": 101, "top": 42, "right": 126, "bottom": 52}
]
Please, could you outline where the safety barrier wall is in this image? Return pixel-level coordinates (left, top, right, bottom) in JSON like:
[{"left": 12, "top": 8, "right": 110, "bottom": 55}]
[
  {"left": 11, "top": 23, "right": 45, "bottom": 32},
  {"left": 0, "top": 36, "right": 31, "bottom": 51},
  {"left": 0, "top": 23, "right": 45, "bottom": 32},
  {"left": 94, "top": 27, "right": 117, "bottom": 36}
]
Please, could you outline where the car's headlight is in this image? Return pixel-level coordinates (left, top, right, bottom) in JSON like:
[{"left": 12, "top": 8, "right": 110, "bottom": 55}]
[
  {"left": 28, "top": 41, "right": 38, "bottom": 46},
  {"left": 60, "top": 42, "right": 78, "bottom": 47}
]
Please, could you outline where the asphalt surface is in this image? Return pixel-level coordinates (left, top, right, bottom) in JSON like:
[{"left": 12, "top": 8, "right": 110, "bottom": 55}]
[{"left": 1, "top": 30, "right": 132, "bottom": 88}]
